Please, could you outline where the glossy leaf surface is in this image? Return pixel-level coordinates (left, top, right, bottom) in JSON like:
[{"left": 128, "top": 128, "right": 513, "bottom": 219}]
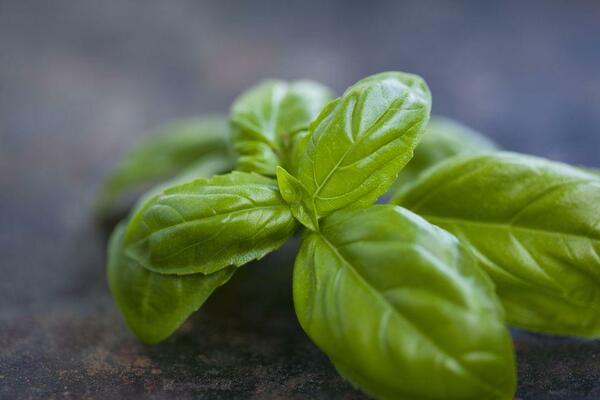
[
  {"left": 108, "top": 223, "right": 235, "bottom": 344},
  {"left": 390, "top": 116, "right": 497, "bottom": 192},
  {"left": 126, "top": 154, "right": 236, "bottom": 221},
  {"left": 394, "top": 152, "right": 600, "bottom": 337},
  {"left": 294, "top": 205, "right": 515, "bottom": 400},
  {"left": 295, "top": 72, "right": 431, "bottom": 220},
  {"left": 96, "top": 117, "right": 233, "bottom": 220},
  {"left": 276, "top": 166, "right": 318, "bottom": 231},
  {"left": 230, "top": 80, "right": 334, "bottom": 175},
  {"left": 124, "top": 171, "right": 297, "bottom": 275}
]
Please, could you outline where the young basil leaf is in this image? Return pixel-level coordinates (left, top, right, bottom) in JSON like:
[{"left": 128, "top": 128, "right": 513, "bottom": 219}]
[
  {"left": 96, "top": 117, "right": 234, "bottom": 221},
  {"left": 230, "top": 80, "right": 334, "bottom": 176},
  {"left": 124, "top": 171, "right": 298, "bottom": 275},
  {"left": 294, "top": 205, "right": 515, "bottom": 400},
  {"left": 389, "top": 116, "right": 498, "bottom": 193},
  {"left": 108, "top": 223, "right": 235, "bottom": 344},
  {"left": 295, "top": 71, "right": 431, "bottom": 221},
  {"left": 394, "top": 152, "right": 600, "bottom": 337},
  {"left": 275, "top": 166, "right": 318, "bottom": 231}
]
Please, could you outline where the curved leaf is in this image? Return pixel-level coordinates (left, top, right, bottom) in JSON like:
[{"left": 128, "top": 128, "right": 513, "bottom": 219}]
[
  {"left": 230, "top": 80, "right": 334, "bottom": 175},
  {"left": 276, "top": 166, "right": 318, "bottom": 231},
  {"left": 127, "top": 154, "right": 235, "bottom": 219},
  {"left": 96, "top": 117, "right": 234, "bottom": 221},
  {"left": 294, "top": 205, "right": 515, "bottom": 400},
  {"left": 390, "top": 116, "right": 497, "bottom": 192},
  {"left": 394, "top": 152, "right": 600, "bottom": 337},
  {"left": 286, "top": 128, "right": 310, "bottom": 176},
  {"left": 124, "top": 171, "right": 297, "bottom": 275},
  {"left": 295, "top": 71, "right": 431, "bottom": 221},
  {"left": 108, "top": 223, "right": 235, "bottom": 344}
]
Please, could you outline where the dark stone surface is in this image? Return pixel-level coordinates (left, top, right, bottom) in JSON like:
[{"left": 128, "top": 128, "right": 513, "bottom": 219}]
[{"left": 1, "top": 1, "right": 600, "bottom": 399}]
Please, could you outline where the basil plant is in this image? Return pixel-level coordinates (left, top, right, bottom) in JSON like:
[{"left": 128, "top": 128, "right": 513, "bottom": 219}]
[{"left": 99, "top": 71, "right": 600, "bottom": 400}]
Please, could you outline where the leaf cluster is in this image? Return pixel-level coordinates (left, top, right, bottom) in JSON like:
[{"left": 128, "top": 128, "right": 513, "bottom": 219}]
[{"left": 99, "top": 71, "right": 600, "bottom": 400}]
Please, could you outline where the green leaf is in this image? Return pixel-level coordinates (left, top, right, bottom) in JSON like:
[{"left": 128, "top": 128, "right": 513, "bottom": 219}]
[
  {"left": 124, "top": 171, "right": 298, "bottom": 275},
  {"left": 230, "top": 80, "right": 334, "bottom": 176},
  {"left": 275, "top": 166, "right": 318, "bottom": 231},
  {"left": 389, "top": 116, "right": 498, "bottom": 192},
  {"left": 394, "top": 152, "right": 600, "bottom": 337},
  {"left": 294, "top": 205, "right": 515, "bottom": 400},
  {"left": 96, "top": 117, "right": 234, "bottom": 221},
  {"left": 128, "top": 154, "right": 235, "bottom": 219},
  {"left": 108, "top": 223, "right": 235, "bottom": 344},
  {"left": 275, "top": 166, "right": 304, "bottom": 204},
  {"left": 295, "top": 71, "right": 431, "bottom": 219},
  {"left": 286, "top": 129, "right": 310, "bottom": 176}
]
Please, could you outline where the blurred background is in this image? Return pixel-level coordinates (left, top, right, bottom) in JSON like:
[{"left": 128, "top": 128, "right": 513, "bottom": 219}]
[{"left": 1, "top": 1, "right": 599, "bottom": 399}]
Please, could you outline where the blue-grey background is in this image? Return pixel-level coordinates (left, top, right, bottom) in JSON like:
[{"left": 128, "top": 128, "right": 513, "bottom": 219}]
[{"left": 1, "top": 1, "right": 599, "bottom": 399}]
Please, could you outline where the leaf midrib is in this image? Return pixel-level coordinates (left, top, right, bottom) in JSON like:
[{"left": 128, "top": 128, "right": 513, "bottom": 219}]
[
  {"left": 422, "top": 215, "right": 600, "bottom": 245},
  {"left": 425, "top": 215, "right": 600, "bottom": 314},
  {"left": 309, "top": 100, "right": 421, "bottom": 201},
  {"left": 127, "top": 204, "right": 290, "bottom": 247}
]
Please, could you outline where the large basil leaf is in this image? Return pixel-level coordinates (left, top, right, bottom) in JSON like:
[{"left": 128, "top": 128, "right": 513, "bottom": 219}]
[
  {"left": 108, "top": 223, "right": 235, "bottom": 344},
  {"left": 124, "top": 171, "right": 297, "bottom": 275},
  {"left": 230, "top": 80, "right": 334, "bottom": 176},
  {"left": 394, "top": 152, "right": 600, "bottom": 337},
  {"left": 390, "top": 116, "right": 497, "bottom": 192},
  {"left": 294, "top": 205, "right": 515, "bottom": 400},
  {"left": 295, "top": 72, "right": 431, "bottom": 222},
  {"left": 96, "top": 117, "right": 234, "bottom": 221}
]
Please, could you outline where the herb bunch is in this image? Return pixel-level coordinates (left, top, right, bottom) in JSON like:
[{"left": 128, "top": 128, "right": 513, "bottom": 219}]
[{"left": 99, "top": 71, "right": 600, "bottom": 400}]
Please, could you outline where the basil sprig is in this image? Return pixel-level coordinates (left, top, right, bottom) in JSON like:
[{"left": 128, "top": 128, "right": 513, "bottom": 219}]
[{"left": 100, "top": 70, "right": 599, "bottom": 400}]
